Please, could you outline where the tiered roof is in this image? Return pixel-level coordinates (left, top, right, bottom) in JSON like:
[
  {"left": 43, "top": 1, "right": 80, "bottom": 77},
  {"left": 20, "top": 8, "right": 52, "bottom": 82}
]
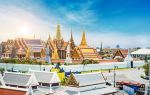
[{"left": 72, "top": 32, "right": 100, "bottom": 61}]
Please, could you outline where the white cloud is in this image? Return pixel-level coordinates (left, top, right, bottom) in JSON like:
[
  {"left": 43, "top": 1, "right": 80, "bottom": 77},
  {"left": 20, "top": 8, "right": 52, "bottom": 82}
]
[{"left": 0, "top": 1, "right": 149, "bottom": 49}]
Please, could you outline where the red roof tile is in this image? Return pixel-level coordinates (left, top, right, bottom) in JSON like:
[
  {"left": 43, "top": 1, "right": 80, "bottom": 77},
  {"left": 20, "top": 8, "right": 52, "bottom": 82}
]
[{"left": 0, "top": 87, "right": 27, "bottom": 95}]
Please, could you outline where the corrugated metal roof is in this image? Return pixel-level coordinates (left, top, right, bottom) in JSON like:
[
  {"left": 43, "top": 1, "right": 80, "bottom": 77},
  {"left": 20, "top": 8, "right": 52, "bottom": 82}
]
[
  {"left": 131, "top": 49, "right": 150, "bottom": 55},
  {"left": 3, "top": 72, "right": 38, "bottom": 87},
  {"left": 29, "top": 70, "right": 60, "bottom": 84}
]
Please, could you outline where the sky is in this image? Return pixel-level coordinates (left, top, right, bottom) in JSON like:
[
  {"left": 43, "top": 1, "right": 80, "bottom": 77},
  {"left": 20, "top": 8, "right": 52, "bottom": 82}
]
[{"left": 0, "top": 0, "right": 150, "bottom": 48}]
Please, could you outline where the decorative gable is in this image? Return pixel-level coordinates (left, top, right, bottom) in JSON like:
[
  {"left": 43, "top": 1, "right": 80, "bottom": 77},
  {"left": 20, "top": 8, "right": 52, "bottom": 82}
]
[{"left": 66, "top": 73, "right": 79, "bottom": 87}]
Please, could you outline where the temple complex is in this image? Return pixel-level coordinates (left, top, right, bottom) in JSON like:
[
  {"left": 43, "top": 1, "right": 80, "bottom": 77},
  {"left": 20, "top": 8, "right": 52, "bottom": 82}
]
[
  {"left": 0, "top": 24, "right": 101, "bottom": 63},
  {"left": 1, "top": 38, "right": 44, "bottom": 59}
]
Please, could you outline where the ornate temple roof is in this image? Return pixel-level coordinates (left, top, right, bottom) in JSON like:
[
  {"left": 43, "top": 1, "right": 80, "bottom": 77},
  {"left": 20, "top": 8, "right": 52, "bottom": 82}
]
[
  {"left": 71, "top": 32, "right": 100, "bottom": 60},
  {"left": 113, "top": 49, "right": 128, "bottom": 59},
  {"left": 16, "top": 38, "right": 44, "bottom": 53}
]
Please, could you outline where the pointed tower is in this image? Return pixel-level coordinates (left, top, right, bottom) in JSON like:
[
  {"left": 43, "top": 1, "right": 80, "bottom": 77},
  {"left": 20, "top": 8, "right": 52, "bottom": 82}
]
[
  {"left": 65, "top": 42, "right": 72, "bottom": 64},
  {"left": 45, "top": 46, "right": 51, "bottom": 63},
  {"left": 56, "top": 24, "right": 61, "bottom": 40},
  {"left": 70, "top": 30, "right": 75, "bottom": 49},
  {"left": 80, "top": 32, "right": 87, "bottom": 47},
  {"left": 48, "top": 33, "right": 51, "bottom": 41},
  {"left": 100, "top": 41, "right": 103, "bottom": 52}
]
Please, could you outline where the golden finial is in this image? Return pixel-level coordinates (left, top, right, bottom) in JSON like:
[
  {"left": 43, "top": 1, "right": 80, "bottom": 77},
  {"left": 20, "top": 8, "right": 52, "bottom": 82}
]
[
  {"left": 80, "top": 32, "right": 87, "bottom": 47},
  {"left": 56, "top": 24, "right": 61, "bottom": 40}
]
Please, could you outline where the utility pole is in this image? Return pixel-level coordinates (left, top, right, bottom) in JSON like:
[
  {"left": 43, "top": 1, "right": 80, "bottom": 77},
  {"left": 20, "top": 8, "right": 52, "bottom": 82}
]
[
  {"left": 148, "top": 60, "right": 150, "bottom": 95},
  {"left": 114, "top": 65, "right": 116, "bottom": 87}
]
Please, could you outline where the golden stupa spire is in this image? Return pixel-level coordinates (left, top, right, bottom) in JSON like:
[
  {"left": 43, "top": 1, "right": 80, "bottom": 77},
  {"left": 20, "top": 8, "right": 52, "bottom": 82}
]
[
  {"left": 48, "top": 32, "right": 51, "bottom": 41},
  {"left": 70, "top": 30, "right": 75, "bottom": 49},
  {"left": 80, "top": 32, "right": 87, "bottom": 47},
  {"left": 52, "top": 44, "right": 59, "bottom": 59},
  {"left": 70, "top": 30, "right": 73, "bottom": 42},
  {"left": 56, "top": 24, "right": 61, "bottom": 40},
  {"left": 26, "top": 47, "right": 31, "bottom": 59}
]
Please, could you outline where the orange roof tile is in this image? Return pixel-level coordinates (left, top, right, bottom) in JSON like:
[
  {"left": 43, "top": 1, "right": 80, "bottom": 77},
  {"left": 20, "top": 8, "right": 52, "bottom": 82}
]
[{"left": 99, "top": 59, "right": 119, "bottom": 63}]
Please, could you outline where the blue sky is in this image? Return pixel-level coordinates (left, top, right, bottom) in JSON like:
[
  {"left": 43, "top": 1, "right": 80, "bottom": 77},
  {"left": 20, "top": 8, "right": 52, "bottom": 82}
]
[{"left": 0, "top": 0, "right": 150, "bottom": 48}]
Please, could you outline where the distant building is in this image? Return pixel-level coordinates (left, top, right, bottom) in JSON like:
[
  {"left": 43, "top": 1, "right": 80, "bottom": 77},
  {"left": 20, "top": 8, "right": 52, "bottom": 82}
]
[
  {"left": 131, "top": 49, "right": 150, "bottom": 59},
  {"left": 116, "top": 44, "right": 120, "bottom": 49},
  {"left": 113, "top": 49, "right": 128, "bottom": 61}
]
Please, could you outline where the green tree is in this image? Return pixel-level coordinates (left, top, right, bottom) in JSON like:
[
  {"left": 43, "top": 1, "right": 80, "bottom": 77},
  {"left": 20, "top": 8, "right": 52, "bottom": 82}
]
[
  {"left": 143, "top": 56, "right": 150, "bottom": 76},
  {"left": 143, "top": 64, "right": 148, "bottom": 76}
]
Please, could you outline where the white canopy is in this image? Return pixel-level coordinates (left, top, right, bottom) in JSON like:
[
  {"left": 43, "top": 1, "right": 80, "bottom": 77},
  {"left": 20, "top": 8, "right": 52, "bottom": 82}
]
[{"left": 131, "top": 49, "right": 150, "bottom": 55}]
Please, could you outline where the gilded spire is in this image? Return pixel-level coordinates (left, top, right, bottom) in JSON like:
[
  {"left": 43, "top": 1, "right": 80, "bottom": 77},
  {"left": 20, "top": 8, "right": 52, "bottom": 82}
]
[
  {"left": 70, "top": 30, "right": 73, "bottom": 41},
  {"left": 48, "top": 33, "right": 51, "bottom": 41},
  {"left": 80, "top": 32, "right": 87, "bottom": 47},
  {"left": 70, "top": 30, "right": 75, "bottom": 49},
  {"left": 56, "top": 24, "right": 61, "bottom": 40}
]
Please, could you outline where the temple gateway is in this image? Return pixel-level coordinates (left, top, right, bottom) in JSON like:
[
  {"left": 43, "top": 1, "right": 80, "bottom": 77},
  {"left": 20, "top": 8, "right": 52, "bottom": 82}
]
[{"left": 0, "top": 25, "right": 101, "bottom": 64}]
